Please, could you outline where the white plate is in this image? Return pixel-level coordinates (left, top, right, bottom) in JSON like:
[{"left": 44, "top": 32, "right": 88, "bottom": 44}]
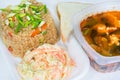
[
  {"left": 66, "top": 35, "right": 90, "bottom": 80},
  {"left": 0, "top": 0, "right": 90, "bottom": 80}
]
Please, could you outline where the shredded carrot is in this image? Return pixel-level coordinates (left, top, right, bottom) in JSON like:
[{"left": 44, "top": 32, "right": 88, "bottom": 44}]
[
  {"left": 70, "top": 59, "right": 75, "bottom": 66},
  {"left": 8, "top": 46, "right": 13, "bottom": 52},
  {"left": 41, "top": 23, "right": 47, "bottom": 31},
  {"left": 8, "top": 32, "right": 13, "bottom": 37},
  {"left": 41, "top": 58, "right": 49, "bottom": 68},
  {"left": 31, "top": 23, "right": 47, "bottom": 37},
  {"left": 55, "top": 53, "right": 66, "bottom": 65},
  {"left": 31, "top": 28, "right": 41, "bottom": 37}
]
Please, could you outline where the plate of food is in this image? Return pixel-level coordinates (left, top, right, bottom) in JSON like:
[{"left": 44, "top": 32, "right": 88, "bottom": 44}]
[{"left": 0, "top": 0, "right": 90, "bottom": 80}]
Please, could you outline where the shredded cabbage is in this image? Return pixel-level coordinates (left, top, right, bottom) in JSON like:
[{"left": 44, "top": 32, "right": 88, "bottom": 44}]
[{"left": 17, "top": 44, "right": 75, "bottom": 80}]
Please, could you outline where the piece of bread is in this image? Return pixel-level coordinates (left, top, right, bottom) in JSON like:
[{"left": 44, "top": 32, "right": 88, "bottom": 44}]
[{"left": 57, "top": 2, "right": 92, "bottom": 43}]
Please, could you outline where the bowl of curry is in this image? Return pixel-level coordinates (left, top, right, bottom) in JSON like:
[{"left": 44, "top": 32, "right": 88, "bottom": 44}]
[{"left": 73, "top": 0, "right": 120, "bottom": 72}]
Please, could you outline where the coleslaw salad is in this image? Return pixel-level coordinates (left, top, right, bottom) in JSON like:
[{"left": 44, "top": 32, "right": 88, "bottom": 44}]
[{"left": 17, "top": 44, "right": 75, "bottom": 80}]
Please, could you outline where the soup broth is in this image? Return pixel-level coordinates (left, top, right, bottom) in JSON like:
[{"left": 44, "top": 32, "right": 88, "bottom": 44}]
[{"left": 81, "top": 11, "right": 120, "bottom": 57}]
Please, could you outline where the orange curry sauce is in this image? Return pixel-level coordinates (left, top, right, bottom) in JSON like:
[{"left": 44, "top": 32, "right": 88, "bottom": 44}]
[{"left": 80, "top": 11, "right": 120, "bottom": 57}]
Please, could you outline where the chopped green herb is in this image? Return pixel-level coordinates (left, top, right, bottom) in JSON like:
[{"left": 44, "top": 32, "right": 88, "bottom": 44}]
[
  {"left": 0, "top": 8, "right": 8, "bottom": 11},
  {"left": 24, "top": 21, "right": 31, "bottom": 27},
  {"left": 27, "top": 14, "right": 34, "bottom": 21},
  {"left": 16, "top": 14, "right": 24, "bottom": 26},
  {"left": 39, "top": 5, "right": 44, "bottom": 12},
  {"left": 15, "top": 23, "right": 22, "bottom": 33},
  {"left": 31, "top": 11, "right": 36, "bottom": 14},
  {"left": 30, "top": 5, "right": 39, "bottom": 13},
  {"left": 19, "top": 4, "right": 26, "bottom": 8},
  {"left": 11, "top": 10, "right": 20, "bottom": 13},
  {"left": 9, "top": 21, "right": 15, "bottom": 28},
  {"left": 42, "top": 30, "right": 47, "bottom": 35},
  {"left": 11, "top": 6, "right": 22, "bottom": 11},
  {"left": 16, "top": 14, "right": 22, "bottom": 21},
  {"left": 31, "top": 20, "right": 41, "bottom": 29},
  {"left": 8, "top": 18, "right": 12, "bottom": 21},
  {"left": 30, "top": 5, "right": 37, "bottom": 10},
  {"left": 44, "top": 5, "right": 47, "bottom": 13},
  {"left": 34, "top": 15, "right": 41, "bottom": 19},
  {"left": 25, "top": 6, "right": 29, "bottom": 12},
  {"left": 1, "top": 0, "right": 48, "bottom": 33},
  {"left": 19, "top": 13, "right": 26, "bottom": 17},
  {"left": 31, "top": 7, "right": 40, "bottom": 13}
]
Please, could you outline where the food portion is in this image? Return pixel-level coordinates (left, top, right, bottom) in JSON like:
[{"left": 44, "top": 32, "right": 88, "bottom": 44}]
[
  {"left": 0, "top": 0, "right": 58, "bottom": 57},
  {"left": 17, "top": 44, "right": 75, "bottom": 80},
  {"left": 81, "top": 11, "right": 120, "bottom": 57},
  {"left": 57, "top": 2, "right": 91, "bottom": 43}
]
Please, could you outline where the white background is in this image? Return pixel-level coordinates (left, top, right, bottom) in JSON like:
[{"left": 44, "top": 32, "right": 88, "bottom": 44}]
[{"left": 0, "top": 0, "right": 120, "bottom": 80}]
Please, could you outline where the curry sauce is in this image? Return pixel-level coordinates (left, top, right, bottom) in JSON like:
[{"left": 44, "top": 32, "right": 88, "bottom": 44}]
[{"left": 81, "top": 11, "right": 120, "bottom": 57}]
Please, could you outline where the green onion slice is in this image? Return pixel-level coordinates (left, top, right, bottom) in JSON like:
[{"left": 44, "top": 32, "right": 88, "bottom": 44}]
[
  {"left": 15, "top": 23, "right": 22, "bottom": 33},
  {"left": 24, "top": 21, "right": 31, "bottom": 27},
  {"left": 31, "top": 20, "right": 41, "bottom": 29},
  {"left": 18, "top": 4, "right": 26, "bottom": 8},
  {"left": 16, "top": 14, "right": 24, "bottom": 26},
  {"left": 42, "top": 30, "right": 47, "bottom": 35},
  {"left": 0, "top": 8, "right": 8, "bottom": 11},
  {"left": 1, "top": 0, "right": 48, "bottom": 33},
  {"left": 44, "top": 5, "right": 47, "bottom": 13},
  {"left": 9, "top": 21, "right": 15, "bottom": 28},
  {"left": 19, "top": 13, "right": 26, "bottom": 17}
]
